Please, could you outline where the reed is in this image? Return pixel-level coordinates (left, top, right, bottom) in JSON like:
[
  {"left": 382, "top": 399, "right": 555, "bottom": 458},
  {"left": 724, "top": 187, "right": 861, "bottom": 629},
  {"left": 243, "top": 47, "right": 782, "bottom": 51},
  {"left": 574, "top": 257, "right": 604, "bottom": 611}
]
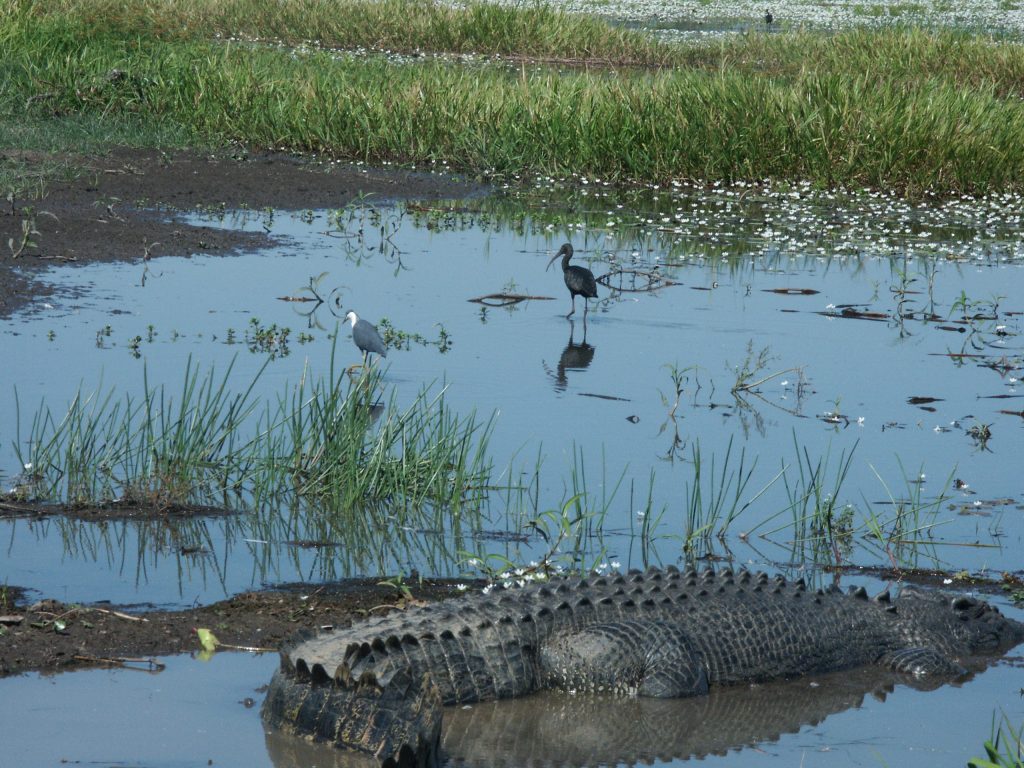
[
  {"left": 680, "top": 436, "right": 778, "bottom": 550},
  {"left": 14, "top": 359, "right": 262, "bottom": 506},
  {"left": 13, "top": 346, "right": 495, "bottom": 519}
]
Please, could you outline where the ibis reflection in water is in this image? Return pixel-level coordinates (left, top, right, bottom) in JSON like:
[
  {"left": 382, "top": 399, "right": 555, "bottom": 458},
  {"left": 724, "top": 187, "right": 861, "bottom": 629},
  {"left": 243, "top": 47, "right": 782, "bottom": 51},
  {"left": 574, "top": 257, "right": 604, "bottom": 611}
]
[
  {"left": 546, "top": 242, "right": 598, "bottom": 318},
  {"left": 546, "top": 319, "right": 595, "bottom": 392},
  {"left": 344, "top": 310, "right": 387, "bottom": 366}
]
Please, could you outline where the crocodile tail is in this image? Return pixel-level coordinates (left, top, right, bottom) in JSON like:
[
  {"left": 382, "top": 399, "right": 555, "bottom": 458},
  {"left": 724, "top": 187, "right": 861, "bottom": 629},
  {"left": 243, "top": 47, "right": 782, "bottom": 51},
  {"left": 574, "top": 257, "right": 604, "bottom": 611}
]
[{"left": 262, "top": 655, "right": 442, "bottom": 767}]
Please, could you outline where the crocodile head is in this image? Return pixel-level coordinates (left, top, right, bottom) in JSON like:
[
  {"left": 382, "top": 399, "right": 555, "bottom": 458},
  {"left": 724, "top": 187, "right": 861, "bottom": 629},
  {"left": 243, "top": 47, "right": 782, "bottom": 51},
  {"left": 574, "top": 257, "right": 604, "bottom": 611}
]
[{"left": 896, "top": 586, "right": 1024, "bottom": 655}]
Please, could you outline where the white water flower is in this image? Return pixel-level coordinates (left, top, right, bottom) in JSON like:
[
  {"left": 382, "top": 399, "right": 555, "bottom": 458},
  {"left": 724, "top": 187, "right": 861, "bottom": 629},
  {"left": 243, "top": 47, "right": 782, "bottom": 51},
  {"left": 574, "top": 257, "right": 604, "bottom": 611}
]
[{"left": 456, "top": 584, "right": 468, "bottom": 592}]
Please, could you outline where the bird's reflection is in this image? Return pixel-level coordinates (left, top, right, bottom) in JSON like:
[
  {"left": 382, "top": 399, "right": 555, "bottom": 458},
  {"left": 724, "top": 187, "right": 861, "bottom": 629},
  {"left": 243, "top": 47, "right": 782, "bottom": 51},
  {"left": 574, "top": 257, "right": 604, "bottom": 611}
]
[{"left": 547, "top": 318, "right": 595, "bottom": 392}]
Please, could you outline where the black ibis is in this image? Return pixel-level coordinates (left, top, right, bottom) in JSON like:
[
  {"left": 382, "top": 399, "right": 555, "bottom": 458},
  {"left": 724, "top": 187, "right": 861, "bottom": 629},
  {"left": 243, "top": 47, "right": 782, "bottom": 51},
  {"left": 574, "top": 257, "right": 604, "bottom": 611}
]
[
  {"left": 546, "top": 242, "right": 598, "bottom": 318},
  {"left": 344, "top": 310, "right": 387, "bottom": 365},
  {"left": 764, "top": 9, "right": 773, "bottom": 28}
]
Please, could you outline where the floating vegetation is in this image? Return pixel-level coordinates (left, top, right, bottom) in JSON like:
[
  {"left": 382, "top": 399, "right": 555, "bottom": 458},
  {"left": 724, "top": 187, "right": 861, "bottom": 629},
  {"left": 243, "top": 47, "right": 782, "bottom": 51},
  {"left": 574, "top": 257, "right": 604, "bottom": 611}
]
[
  {"left": 243, "top": 317, "right": 291, "bottom": 358},
  {"left": 1002, "top": 574, "right": 1024, "bottom": 606},
  {"left": 376, "top": 318, "right": 453, "bottom": 353}
]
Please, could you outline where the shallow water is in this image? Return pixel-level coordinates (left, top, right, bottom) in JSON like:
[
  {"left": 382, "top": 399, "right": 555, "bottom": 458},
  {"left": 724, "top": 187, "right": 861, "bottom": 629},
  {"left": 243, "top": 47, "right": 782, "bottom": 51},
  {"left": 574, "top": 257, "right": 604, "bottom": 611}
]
[
  {"left": 2, "top": 173, "right": 1024, "bottom": 759},
  {"left": 2, "top": 182, "right": 1022, "bottom": 605},
  {"left": 0, "top": 652, "right": 275, "bottom": 767}
]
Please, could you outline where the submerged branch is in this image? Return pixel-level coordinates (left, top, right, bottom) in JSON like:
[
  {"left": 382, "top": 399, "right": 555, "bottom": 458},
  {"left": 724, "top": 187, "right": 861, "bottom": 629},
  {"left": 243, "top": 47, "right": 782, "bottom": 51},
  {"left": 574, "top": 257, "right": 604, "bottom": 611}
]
[{"left": 467, "top": 293, "right": 554, "bottom": 306}]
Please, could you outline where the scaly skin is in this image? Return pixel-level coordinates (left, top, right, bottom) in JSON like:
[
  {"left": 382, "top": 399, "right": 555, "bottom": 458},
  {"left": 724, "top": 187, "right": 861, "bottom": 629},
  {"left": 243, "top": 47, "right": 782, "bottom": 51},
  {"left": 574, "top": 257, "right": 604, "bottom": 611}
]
[{"left": 261, "top": 567, "right": 1024, "bottom": 767}]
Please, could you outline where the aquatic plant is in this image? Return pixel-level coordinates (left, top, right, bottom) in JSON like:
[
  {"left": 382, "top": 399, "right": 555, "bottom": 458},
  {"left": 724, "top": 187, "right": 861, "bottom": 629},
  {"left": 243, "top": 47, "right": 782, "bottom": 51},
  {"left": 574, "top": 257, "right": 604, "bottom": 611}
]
[
  {"left": 969, "top": 713, "right": 1024, "bottom": 768},
  {"left": 680, "top": 436, "right": 783, "bottom": 550},
  {"left": 11, "top": 343, "right": 495, "bottom": 519}
]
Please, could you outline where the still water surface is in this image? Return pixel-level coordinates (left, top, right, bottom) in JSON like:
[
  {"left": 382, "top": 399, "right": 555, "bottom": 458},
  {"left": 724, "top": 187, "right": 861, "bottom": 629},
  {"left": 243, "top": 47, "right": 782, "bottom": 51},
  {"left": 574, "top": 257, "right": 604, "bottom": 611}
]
[
  {"left": 0, "top": 635, "right": 1021, "bottom": 767},
  {"left": 3, "top": 183, "right": 1022, "bottom": 604},
  {"left": 2, "top": 181, "right": 1023, "bottom": 766}
]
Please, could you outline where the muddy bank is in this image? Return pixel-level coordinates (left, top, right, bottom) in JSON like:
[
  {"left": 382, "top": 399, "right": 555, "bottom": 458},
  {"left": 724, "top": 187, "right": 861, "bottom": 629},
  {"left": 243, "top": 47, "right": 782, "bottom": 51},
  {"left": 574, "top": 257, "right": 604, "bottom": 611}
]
[
  {"left": 0, "top": 147, "right": 482, "bottom": 317},
  {"left": 0, "top": 497, "right": 239, "bottom": 521},
  {"left": 0, "top": 579, "right": 474, "bottom": 677}
]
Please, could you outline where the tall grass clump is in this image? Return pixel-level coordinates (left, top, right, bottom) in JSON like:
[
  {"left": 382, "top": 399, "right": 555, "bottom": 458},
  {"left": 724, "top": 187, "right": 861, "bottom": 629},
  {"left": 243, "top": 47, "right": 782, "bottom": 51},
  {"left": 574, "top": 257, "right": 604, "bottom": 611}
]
[
  {"left": 679, "top": 437, "right": 782, "bottom": 551},
  {"left": 12, "top": 349, "right": 496, "bottom": 519},
  {"left": 260, "top": 358, "right": 495, "bottom": 513},
  {"left": 14, "top": 359, "right": 263, "bottom": 506}
]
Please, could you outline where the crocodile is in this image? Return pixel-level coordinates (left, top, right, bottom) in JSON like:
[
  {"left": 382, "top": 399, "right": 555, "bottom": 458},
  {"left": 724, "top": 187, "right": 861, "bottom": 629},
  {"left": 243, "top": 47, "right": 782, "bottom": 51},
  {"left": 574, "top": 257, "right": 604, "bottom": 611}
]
[{"left": 261, "top": 567, "right": 1024, "bottom": 767}]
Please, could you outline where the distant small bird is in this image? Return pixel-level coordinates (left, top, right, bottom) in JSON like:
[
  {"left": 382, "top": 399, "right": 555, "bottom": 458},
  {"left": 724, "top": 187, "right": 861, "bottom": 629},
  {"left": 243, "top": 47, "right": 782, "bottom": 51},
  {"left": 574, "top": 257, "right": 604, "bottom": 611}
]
[
  {"left": 344, "top": 310, "right": 387, "bottom": 366},
  {"left": 764, "top": 9, "right": 774, "bottom": 28},
  {"left": 546, "top": 243, "right": 598, "bottom": 318}
]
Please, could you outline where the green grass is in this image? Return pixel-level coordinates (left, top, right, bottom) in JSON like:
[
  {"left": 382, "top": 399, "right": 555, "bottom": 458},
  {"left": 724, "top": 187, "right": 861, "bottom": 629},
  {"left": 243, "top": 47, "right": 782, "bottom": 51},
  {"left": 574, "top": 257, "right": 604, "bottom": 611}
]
[
  {"left": 0, "top": 113, "right": 196, "bottom": 155},
  {"left": 969, "top": 714, "right": 1024, "bottom": 768},
  {"left": 6, "top": 2, "right": 1024, "bottom": 193},
  {"left": 10, "top": 0, "right": 676, "bottom": 64},
  {"left": 11, "top": 342, "right": 495, "bottom": 520},
  {"left": 689, "top": 26, "right": 1024, "bottom": 99}
]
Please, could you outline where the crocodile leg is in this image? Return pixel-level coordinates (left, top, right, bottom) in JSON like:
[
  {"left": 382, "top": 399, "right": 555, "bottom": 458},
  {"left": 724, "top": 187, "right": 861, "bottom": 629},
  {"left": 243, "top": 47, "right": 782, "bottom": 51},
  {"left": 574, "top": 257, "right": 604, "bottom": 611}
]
[
  {"left": 538, "top": 620, "right": 709, "bottom": 697},
  {"left": 878, "top": 648, "right": 969, "bottom": 677}
]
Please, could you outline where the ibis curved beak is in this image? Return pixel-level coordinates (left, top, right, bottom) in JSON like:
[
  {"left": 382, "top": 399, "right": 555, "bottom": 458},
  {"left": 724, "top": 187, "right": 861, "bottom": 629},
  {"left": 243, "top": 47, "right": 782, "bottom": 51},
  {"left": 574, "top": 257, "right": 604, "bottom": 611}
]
[{"left": 545, "top": 253, "right": 560, "bottom": 272}]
